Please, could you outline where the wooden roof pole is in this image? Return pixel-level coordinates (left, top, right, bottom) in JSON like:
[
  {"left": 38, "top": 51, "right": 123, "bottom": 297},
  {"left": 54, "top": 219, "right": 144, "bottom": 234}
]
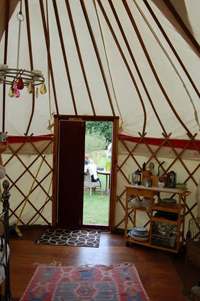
[
  {"left": 108, "top": 0, "right": 167, "bottom": 136},
  {"left": 80, "top": 0, "right": 116, "bottom": 117},
  {"left": 143, "top": 0, "right": 200, "bottom": 98},
  {"left": 123, "top": 0, "right": 193, "bottom": 138},
  {"left": 163, "top": 0, "right": 200, "bottom": 54},
  {"left": 65, "top": 0, "right": 96, "bottom": 116},
  {"left": 2, "top": 0, "right": 10, "bottom": 132},
  {"left": 52, "top": 0, "right": 78, "bottom": 115},
  {"left": 39, "top": 0, "right": 59, "bottom": 116},
  {"left": 24, "top": 0, "right": 35, "bottom": 136},
  {"left": 97, "top": 0, "right": 146, "bottom": 134}
]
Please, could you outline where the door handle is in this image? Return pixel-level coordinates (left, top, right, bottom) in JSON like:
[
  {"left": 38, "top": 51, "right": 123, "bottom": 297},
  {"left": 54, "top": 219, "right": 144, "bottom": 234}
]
[{"left": 80, "top": 170, "right": 85, "bottom": 179}]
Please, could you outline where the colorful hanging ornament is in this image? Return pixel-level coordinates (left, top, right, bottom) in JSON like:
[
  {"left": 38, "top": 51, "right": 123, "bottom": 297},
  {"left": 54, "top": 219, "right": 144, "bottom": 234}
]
[
  {"left": 8, "top": 87, "right": 14, "bottom": 97},
  {"left": 28, "top": 83, "right": 34, "bottom": 94},
  {"left": 14, "top": 88, "right": 20, "bottom": 98},
  {"left": 40, "top": 83, "right": 47, "bottom": 95},
  {"left": 1, "top": 6, "right": 45, "bottom": 98},
  {"left": 17, "top": 77, "right": 24, "bottom": 90},
  {"left": 11, "top": 80, "right": 17, "bottom": 92}
]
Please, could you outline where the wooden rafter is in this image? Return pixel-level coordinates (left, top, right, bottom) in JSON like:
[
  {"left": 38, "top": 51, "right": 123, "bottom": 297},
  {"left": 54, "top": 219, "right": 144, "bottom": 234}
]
[
  {"left": 65, "top": 0, "right": 96, "bottom": 115},
  {"left": 143, "top": 0, "right": 200, "bottom": 98},
  {"left": 123, "top": 0, "right": 193, "bottom": 138},
  {"left": 81, "top": 0, "right": 116, "bottom": 117},
  {"left": 97, "top": 0, "right": 146, "bottom": 134},
  {"left": 2, "top": 0, "right": 10, "bottom": 132},
  {"left": 163, "top": 0, "right": 200, "bottom": 54},
  {"left": 39, "top": 0, "right": 59, "bottom": 116},
  {"left": 108, "top": 0, "right": 167, "bottom": 136},
  {"left": 24, "top": 0, "right": 35, "bottom": 136},
  {"left": 52, "top": 0, "right": 78, "bottom": 115}
]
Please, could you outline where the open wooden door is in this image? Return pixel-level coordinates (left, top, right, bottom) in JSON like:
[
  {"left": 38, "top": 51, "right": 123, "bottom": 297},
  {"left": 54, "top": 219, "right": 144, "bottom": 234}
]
[{"left": 56, "top": 119, "right": 85, "bottom": 229}]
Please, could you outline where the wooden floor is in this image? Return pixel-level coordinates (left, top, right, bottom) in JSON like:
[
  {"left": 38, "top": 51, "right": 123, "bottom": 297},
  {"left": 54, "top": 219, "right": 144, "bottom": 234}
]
[{"left": 7, "top": 226, "right": 187, "bottom": 301}]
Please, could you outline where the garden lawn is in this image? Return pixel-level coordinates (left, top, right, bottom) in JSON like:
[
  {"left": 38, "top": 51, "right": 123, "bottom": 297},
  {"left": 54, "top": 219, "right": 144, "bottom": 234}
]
[
  {"left": 83, "top": 190, "right": 109, "bottom": 225},
  {"left": 83, "top": 150, "right": 110, "bottom": 226}
]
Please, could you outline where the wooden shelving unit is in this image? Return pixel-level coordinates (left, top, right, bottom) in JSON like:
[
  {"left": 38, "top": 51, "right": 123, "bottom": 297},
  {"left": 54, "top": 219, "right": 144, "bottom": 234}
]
[{"left": 124, "top": 185, "right": 190, "bottom": 253}]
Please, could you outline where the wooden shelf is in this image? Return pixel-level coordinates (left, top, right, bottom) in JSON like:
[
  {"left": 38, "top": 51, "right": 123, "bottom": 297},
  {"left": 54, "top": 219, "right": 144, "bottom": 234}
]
[
  {"left": 124, "top": 185, "right": 189, "bottom": 253},
  {"left": 126, "top": 236, "right": 150, "bottom": 246},
  {"left": 151, "top": 215, "right": 184, "bottom": 224},
  {"left": 127, "top": 207, "right": 150, "bottom": 213},
  {"left": 152, "top": 203, "right": 184, "bottom": 213},
  {"left": 151, "top": 217, "right": 178, "bottom": 225}
]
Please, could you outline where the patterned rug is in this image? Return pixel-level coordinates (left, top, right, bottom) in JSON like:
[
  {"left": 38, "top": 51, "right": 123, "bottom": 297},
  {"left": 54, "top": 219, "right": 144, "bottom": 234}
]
[
  {"left": 20, "top": 264, "right": 149, "bottom": 301},
  {"left": 35, "top": 228, "right": 100, "bottom": 248}
]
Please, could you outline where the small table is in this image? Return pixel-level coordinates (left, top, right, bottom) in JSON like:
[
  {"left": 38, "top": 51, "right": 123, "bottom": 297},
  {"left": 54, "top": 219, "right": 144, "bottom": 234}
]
[{"left": 97, "top": 170, "right": 110, "bottom": 194}]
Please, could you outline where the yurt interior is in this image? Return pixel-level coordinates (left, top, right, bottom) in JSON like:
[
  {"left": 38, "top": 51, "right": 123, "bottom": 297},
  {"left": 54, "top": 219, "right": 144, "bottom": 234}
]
[{"left": 0, "top": 0, "right": 200, "bottom": 300}]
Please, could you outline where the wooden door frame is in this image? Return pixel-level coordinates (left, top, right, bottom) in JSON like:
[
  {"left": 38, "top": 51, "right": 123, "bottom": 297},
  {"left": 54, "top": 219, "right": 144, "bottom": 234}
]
[{"left": 52, "top": 115, "right": 119, "bottom": 233}]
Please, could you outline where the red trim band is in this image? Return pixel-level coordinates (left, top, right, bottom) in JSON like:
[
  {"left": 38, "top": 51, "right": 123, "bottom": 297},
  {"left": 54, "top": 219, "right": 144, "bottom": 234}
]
[
  {"left": 7, "top": 134, "right": 53, "bottom": 143},
  {"left": 119, "top": 134, "right": 200, "bottom": 150}
]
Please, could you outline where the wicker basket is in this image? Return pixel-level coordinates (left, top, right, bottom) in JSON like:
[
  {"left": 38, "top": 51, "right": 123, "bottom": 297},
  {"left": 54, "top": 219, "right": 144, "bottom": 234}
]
[
  {"left": 186, "top": 218, "right": 200, "bottom": 267},
  {"left": 152, "top": 234, "right": 177, "bottom": 249},
  {"left": 186, "top": 238, "right": 200, "bottom": 267}
]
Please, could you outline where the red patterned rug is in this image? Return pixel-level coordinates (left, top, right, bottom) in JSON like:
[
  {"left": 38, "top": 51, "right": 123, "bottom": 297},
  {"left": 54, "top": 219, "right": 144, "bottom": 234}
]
[{"left": 20, "top": 263, "right": 149, "bottom": 300}]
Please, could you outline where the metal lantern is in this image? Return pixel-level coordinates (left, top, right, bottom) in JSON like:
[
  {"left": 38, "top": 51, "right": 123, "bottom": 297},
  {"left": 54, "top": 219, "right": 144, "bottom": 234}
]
[
  {"left": 132, "top": 169, "right": 142, "bottom": 185},
  {"left": 167, "top": 171, "right": 176, "bottom": 188}
]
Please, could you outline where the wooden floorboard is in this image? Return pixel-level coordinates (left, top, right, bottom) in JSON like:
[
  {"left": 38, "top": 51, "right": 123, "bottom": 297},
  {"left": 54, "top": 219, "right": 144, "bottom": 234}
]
[{"left": 6, "top": 226, "right": 186, "bottom": 301}]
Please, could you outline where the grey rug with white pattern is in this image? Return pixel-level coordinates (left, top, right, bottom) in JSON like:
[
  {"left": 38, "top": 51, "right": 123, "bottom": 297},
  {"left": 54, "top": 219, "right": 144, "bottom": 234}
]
[{"left": 35, "top": 228, "right": 100, "bottom": 248}]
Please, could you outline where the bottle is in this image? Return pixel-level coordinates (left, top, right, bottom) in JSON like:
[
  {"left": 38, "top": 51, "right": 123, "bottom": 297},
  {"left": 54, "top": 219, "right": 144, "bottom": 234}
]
[{"left": 106, "top": 159, "right": 111, "bottom": 171}]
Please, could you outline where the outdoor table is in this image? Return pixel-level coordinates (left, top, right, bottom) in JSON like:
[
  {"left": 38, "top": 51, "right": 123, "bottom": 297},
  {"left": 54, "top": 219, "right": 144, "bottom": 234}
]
[{"left": 97, "top": 169, "right": 110, "bottom": 194}]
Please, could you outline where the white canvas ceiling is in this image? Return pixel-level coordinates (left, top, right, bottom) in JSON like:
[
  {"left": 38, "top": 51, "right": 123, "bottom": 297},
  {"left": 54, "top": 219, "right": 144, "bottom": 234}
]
[{"left": 0, "top": 0, "right": 199, "bottom": 140}]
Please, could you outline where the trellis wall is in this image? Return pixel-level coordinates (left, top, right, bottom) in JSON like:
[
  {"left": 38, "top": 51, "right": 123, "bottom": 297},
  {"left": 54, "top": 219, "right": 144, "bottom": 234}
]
[
  {"left": 1, "top": 136, "right": 53, "bottom": 227},
  {"left": 115, "top": 134, "right": 200, "bottom": 237},
  {"left": 1, "top": 133, "right": 199, "bottom": 233}
]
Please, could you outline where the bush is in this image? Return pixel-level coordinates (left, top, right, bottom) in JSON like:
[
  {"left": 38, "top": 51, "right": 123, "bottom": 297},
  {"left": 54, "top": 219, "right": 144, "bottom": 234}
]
[{"left": 85, "top": 129, "right": 107, "bottom": 154}]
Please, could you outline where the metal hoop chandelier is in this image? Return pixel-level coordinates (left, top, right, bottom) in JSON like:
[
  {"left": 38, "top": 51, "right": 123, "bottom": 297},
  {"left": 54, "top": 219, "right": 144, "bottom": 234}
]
[
  {"left": 0, "top": 1, "right": 46, "bottom": 98},
  {"left": 0, "top": 67, "right": 45, "bottom": 87}
]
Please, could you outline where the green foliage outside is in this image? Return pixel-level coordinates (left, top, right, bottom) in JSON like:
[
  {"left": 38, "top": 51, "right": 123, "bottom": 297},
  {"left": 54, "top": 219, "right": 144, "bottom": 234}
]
[
  {"left": 86, "top": 122, "right": 112, "bottom": 146},
  {"left": 85, "top": 129, "right": 107, "bottom": 155},
  {"left": 83, "top": 122, "right": 112, "bottom": 226}
]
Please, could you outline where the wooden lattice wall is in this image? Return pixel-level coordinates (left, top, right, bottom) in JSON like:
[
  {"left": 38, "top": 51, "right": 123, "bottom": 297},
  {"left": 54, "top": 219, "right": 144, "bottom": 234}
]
[
  {"left": 2, "top": 136, "right": 53, "bottom": 226},
  {"left": 115, "top": 134, "right": 200, "bottom": 235},
  {"left": 2, "top": 133, "right": 199, "bottom": 233}
]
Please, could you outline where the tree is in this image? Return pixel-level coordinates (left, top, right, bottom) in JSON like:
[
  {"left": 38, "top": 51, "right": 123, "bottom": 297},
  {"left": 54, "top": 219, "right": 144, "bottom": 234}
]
[
  {"left": 85, "top": 128, "right": 107, "bottom": 154},
  {"left": 86, "top": 122, "right": 112, "bottom": 145}
]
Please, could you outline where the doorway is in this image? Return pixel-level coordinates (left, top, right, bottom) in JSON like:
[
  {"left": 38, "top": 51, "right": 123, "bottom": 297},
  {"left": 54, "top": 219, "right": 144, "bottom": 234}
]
[
  {"left": 53, "top": 116, "right": 119, "bottom": 232},
  {"left": 83, "top": 121, "right": 112, "bottom": 227}
]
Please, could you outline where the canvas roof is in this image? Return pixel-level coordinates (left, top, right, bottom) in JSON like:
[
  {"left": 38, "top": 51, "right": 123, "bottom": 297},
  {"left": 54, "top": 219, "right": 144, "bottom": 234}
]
[{"left": 0, "top": 0, "right": 199, "bottom": 140}]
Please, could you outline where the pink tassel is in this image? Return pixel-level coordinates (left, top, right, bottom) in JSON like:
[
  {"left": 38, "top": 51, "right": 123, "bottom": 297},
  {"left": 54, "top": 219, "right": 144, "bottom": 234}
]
[
  {"left": 14, "top": 88, "right": 20, "bottom": 98},
  {"left": 11, "top": 80, "right": 17, "bottom": 91}
]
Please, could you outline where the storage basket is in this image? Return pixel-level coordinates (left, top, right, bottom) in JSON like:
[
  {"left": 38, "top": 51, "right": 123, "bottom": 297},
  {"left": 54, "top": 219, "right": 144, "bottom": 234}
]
[
  {"left": 152, "top": 221, "right": 177, "bottom": 249},
  {"left": 152, "top": 234, "right": 177, "bottom": 249},
  {"left": 186, "top": 218, "right": 200, "bottom": 267}
]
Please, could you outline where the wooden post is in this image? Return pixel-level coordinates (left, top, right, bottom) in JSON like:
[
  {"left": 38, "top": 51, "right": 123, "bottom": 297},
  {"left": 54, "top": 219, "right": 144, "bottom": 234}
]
[{"left": 2, "top": 180, "right": 12, "bottom": 301}]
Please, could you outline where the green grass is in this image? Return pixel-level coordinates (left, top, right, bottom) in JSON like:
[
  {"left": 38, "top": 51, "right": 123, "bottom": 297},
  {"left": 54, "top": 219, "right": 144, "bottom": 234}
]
[
  {"left": 83, "top": 150, "right": 111, "bottom": 226},
  {"left": 83, "top": 191, "right": 110, "bottom": 225}
]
